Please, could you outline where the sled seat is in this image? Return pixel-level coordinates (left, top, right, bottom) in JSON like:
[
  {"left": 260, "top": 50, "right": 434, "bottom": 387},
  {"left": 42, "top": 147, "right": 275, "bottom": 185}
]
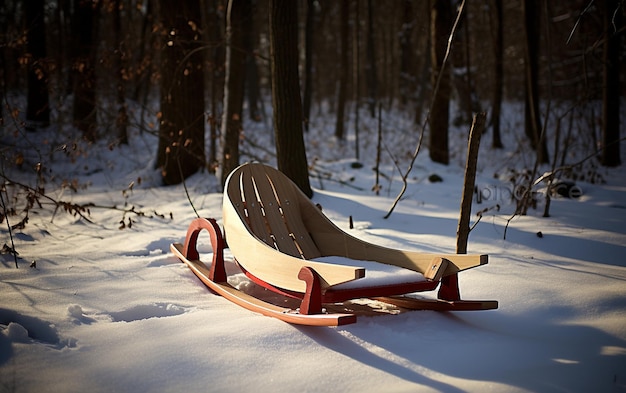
[{"left": 223, "top": 163, "right": 495, "bottom": 305}]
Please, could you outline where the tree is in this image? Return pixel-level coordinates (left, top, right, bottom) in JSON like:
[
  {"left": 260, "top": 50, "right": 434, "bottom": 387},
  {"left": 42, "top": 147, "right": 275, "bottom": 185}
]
[
  {"left": 600, "top": 0, "right": 622, "bottom": 167},
  {"left": 522, "top": 0, "right": 549, "bottom": 164},
  {"left": 334, "top": 0, "right": 350, "bottom": 140},
  {"left": 490, "top": 0, "right": 504, "bottom": 148},
  {"left": 203, "top": 0, "right": 225, "bottom": 173},
  {"left": 269, "top": 0, "right": 312, "bottom": 197},
  {"left": 25, "top": 0, "right": 50, "bottom": 130},
  {"left": 365, "top": 0, "right": 378, "bottom": 118},
  {"left": 302, "top": 0, "right": 316, "bottom": 132},
  {"left": 113, "top": 0, "right": 128, "bottom": 145},
  {"left": 156, "top": 0, "right": 205, "bottom": 185},
  {"left": 243, "top": 0, "right": 260, "bottom": 122},
  {"left": 429, "top": 0, "right": 452, "bottom": 165},
  {"left": 450, "top": 2, "right": 478, "bottom": 126},
  {"left": 72, "top": 0, "right": 99, "bottom": 141},
  {"left": 219, "top": 0, "right": 248, "bottom": 186},
  {"left": 398, "top": 0, "right": 415, "bottom": 108}
]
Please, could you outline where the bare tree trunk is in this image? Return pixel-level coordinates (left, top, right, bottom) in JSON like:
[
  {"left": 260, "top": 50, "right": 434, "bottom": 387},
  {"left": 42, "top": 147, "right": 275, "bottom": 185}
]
[
  {"left": 365, "top": 0, "right": 378, "bottom": 118},
  {"left": 133, "top": 0, "right": 154, "bottom": 103},
  {"left": 302, "top": 0, "right": 316, "bottom": 132},
  {"left": 269, "top": 0, "right": 312, "bottom": 198},
  {"left": 457, "top": 112, "right": 485, "bottom": 254},
  {"left": 334, "top": 0, "right": 349, "bottom": 140},
  {"left": 450, "top": 4, "right": 473, "bottom": 126},
  {"left": 113, "top": 0, "right": 128, "bottom": 145},
  {"left": 203, "top": 0, "right": 225, "bottom": 173},
  {"left": 429, "top": 0, "right": 452, "bottom": 165},
  {"left": 353, "top": 0, "right": 361, "bottom": 160},
  {"left": 156, "top": 0, "right": 206, "bottom": 185},
  {"left": 522, "top": 0, "right": 549, "bottom": 164},
  {"left": 243, "top": 0, "right": 260, "bottom": 122},
  {"left": 490, "top": 0, "right": 504, "bottom": 148},
  {"left": 219, "top": 0, "right": 248, "bottom": 186},
  {"left": 601, "top": 0, "right": 622, "bottom": 167},
  {"left": 398, "top": 0, "right": 415, "bottom": 108},
  {"left": 25, "top": 0, "right": 50, "bottom": 130},
  {"left": 72, "top": 0, "right": 98, "bottom": 141}
]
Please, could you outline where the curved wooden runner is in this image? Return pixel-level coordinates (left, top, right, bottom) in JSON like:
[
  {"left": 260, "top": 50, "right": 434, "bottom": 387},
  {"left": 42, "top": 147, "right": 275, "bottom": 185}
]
[{"left": 171, "top": 243, "right": 357, "bottom": 326}]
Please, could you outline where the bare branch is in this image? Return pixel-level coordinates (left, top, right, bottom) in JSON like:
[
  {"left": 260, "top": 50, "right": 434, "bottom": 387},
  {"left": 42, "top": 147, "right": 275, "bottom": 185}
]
[{"left": 385, "top": 0, "right": 466, "bottom": 219}]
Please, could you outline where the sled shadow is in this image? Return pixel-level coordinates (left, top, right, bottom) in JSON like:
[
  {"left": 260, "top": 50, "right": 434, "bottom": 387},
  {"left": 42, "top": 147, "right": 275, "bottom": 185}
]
[{"left": 297, "top": 308, "right": 626, "bottom": 392}]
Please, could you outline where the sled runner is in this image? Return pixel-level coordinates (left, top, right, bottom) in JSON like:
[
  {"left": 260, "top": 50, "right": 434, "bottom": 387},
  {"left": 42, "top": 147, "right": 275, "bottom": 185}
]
[{"left": 171, "top": 163, "right": 497, "bottom": 326}]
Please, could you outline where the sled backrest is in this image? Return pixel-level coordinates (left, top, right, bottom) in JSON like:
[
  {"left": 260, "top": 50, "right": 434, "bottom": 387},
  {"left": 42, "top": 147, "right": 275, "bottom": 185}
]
[{"left": 226, "top": 163, "right": 322, "bottom": 260}]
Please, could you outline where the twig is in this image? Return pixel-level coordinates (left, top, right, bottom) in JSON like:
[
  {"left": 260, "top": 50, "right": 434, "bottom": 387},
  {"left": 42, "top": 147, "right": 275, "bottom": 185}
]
[
  {"left": 385, "top": 0, "right": 466, "bottom": 219},
  {"left": 177, "top": 158, "right": 200, "bottom": 218},
  {"left": 503, "top": 135, "right": 626, "bottom": 240},
  {"left": 0, "top": 174, "right": 172, "bottom": 226},
  {"left": 0, "top": 185, "right": 19, "bottom": 268},
  {"left": 469, "top": 204, "right": 500, "bottom": 232},
  {"left": 373, "top": 103, "right": 382, "bottom": 195},
  {"left": 533, "top": 136, "right": 626, "bottom": 186},
  {"left": 308, "top": 168, "right": 365, "bottom": 191}
]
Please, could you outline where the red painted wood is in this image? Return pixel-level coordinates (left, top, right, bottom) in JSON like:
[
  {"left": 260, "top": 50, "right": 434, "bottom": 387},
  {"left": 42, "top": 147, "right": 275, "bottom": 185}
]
[
  {"left": 238, "top": 262, "right": 438, "bottom": 303},
  {"left": 437, "top": 273, "right": 461, "bottom": 301},
  {"left": 171, "top": 243, "right": 357, "bottom": 326},
  {"left": 182, "top": 218, "right": 227, "bottom": 283},
  {"left": 297, "top": 267, "right": 323, "bottom": 315}
]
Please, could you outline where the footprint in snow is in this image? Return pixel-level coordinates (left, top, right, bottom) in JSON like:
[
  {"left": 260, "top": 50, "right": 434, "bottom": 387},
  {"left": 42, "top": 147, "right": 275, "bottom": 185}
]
[
  {"left": 0, "top": 308, "right": 76, "bottom": 362},
  {"left": 108, "top": 303, "right": 188, "bottom": 322}
]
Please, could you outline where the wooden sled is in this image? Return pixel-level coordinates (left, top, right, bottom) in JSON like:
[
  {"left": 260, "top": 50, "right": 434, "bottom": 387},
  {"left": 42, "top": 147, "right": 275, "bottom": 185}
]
[{"left": 171, "top": 163, "right": 497, "bottom": 326}]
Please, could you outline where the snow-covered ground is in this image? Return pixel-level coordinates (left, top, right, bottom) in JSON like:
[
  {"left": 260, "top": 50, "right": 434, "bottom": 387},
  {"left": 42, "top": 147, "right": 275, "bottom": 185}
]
[{"left": 1, "top": 103, "right": 625, "bottom": 392}]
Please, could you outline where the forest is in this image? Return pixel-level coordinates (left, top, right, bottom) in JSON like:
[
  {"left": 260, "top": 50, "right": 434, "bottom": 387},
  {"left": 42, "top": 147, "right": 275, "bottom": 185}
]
[
  {"left": 1, "top": 0, "right": 624, "bottom": 196},
  {"left": 1, "top": 3, "right": 626, "bottom": 390}
]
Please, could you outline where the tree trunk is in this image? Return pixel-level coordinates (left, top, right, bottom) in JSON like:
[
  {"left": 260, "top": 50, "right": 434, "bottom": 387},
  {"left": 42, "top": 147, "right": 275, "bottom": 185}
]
[
  {"left": 490, "top": 0, "right": 504, "bottom": 148},
  {"left": 457, "top": 112, "right": 486, "bottom": 254},
  {"left": 203, "top": 0, "right": 225, "bottom": 173},
  {"left": 398, "top": 0, "right": 415, "bottom": 108},
  {"left": 72, "top": 0, "right": 98, "bottom": 141},
  {"left": 365, "top": 0, "right": 378, "bottom": 118},
  {"left": 429, "top": 0, "right": 452, "bottom": 165},
  {"left": 353, "top": 0, "right": 360, "bottom": 160},
  {"left": 522, "top": 0, "right": 549, "bottom": 164},
  {"left": 601, "top": 0, "right": 622, "bottom": 167},
  {"left": 269, "top": 0, "right": 312, "bottom": 198},
  {"left": 25, "top": 0, "right": 50, "bottom": 130},
  {"left": 156, "top": 0, "right": 206, "bottom": 185},
  {"left": 219, "top": 0, "right": 248, "bottom": 186},
  {"left": 114, "top": 0, "right": 128, "bottom": 145},
  {"left": 133, "top": 0, "right": 154, "bottom": 104},
  {"left": 335, "top": 0, "right": 350, "bottom": 140},
  {"left": 243, "top": 0, "right": 260, "bottom": 122},
  {"left": 450, "top": 6, "right": 473, "bottom": 126},
  {"left": 302, "top": 0, "right": 316, "bottom": 132}
]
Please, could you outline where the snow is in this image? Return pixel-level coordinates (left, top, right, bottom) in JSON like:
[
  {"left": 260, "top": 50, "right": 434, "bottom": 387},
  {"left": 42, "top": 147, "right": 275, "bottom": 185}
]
[{"left": 2, "top": 103, "right": 626, "bottom": 393}]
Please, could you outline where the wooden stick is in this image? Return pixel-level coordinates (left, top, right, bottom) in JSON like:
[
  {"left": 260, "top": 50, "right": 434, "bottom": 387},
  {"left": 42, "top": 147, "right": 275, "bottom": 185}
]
[{"left": 457, "top": 112, "right": 486, "bottom": 254}]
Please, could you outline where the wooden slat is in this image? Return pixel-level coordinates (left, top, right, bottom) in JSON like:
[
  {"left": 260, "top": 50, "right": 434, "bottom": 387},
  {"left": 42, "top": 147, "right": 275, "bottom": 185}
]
[
  {"left": 223, "top": 195, "right": 365, "bottom": 292},
  {"left": 263, "top": 167, "right": 321, "bottom": 259},
  {"left": 248, "top": 164, "right": 301, "bottom": 257},
  {"left": 239, "top": 170, "right": 275, "bottom": 248}
]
